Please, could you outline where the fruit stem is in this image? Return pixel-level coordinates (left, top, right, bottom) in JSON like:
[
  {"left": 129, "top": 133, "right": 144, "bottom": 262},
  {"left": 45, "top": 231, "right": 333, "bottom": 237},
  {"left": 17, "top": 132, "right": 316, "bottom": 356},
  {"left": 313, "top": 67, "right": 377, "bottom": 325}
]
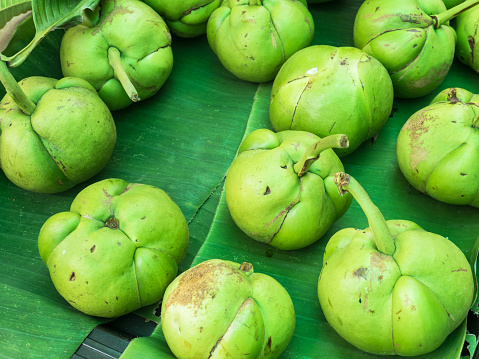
[
  {"left": 334, "top": 172, "right": 395, "bottom": 256},
  {"left": 294, "top": 134, "right": 348, "bottom": 177},
  {"left": 0, "top": 60, "right": 36, "bottom": 115},
  {"left": 249, "top": 0, "right": 262, "bottom": 5},
  {"left": 107, "top": 47, "right": 140, "bottom": 102},
  {"left": 432, "top": 0, "right": 479, "bottom": 28}
]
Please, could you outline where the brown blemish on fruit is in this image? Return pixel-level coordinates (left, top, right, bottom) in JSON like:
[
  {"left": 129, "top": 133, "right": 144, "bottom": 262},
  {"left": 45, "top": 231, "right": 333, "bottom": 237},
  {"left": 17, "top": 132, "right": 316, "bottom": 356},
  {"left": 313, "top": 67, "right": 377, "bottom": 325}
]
[
  {"left": 264, "top": 336, "right": 272, "bottom": 355},
  {"left": 164, "top": 261, "right": 236, "bottom": 314},
  {"left": 70, "top": 272, "right": 76, "bottom": 281},
  {"left": 90, "top": 245, "right": 96, "bottom": 253},
  {"left": 264, "top": 186, "right": 271, "bottom": 195},
  {"left": 354, "top": 267, "right": 368, "bottom": 280},
  {"left": 452, "top": 268, "right": 468, "bottom": 272},
  {"left": 403, "top": 110, "right": 433, "bottom": 171}
]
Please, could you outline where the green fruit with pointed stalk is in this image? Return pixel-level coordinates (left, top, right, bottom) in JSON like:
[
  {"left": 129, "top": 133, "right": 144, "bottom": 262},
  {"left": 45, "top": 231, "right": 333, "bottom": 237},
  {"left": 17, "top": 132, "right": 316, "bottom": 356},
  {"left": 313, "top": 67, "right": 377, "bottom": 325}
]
[
  {"left": 455, "top": 5, "right": 479, "bottom": 70},
  {"left": 353, "top": 0, "right": 479, "bottom": 98},
  {"left": 38, "top": 178, "right": 189, "bottom": 318},
  {"left": 317, "top": 173, "right": 475, "bottom": 356},
  {"left": 142, "top": 0, "right": 222, "bottom": 38},
  {"left": 60, "top": 0, "right": 173, "bottom": 111},
  {"left": 225, "top": 129, "right": 352, "bottom": 250},
  {"left": 269, "top": 45, "right": 393, "bottom": 156},
  {"left": 0, "top": 61, "right": 116, "bottom": 193},
  {"left": 161, "top": 259, "right": 295, "bottom": 359},
  {"left": 396, "top": 87, "right": 479, "bottom": 207},
  {"left": 206, "top": 0, "right": 314, "bottom": 83}
]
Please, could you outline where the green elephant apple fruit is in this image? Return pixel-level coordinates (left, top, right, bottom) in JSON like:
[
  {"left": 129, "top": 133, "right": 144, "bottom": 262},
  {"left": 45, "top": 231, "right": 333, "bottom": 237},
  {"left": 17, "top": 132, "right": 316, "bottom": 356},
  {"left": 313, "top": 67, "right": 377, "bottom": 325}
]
[
  {"left": 60, "top": 0, "right": 173, "bottom": 111},
  {"left": 317, "top": 172, "right": 475, "bottom": 356},
  {"left": 206, "top": 0, "right": 314, "bottom": 82},
  {"left": 161, "top": 259, "right": 295, "bottom": 359},
  {"left": 38, "top": 178, "right": 189, "bottom": 318},
  {"left": 455, "top": 5, "right": 479, "bottom": 71},
  {"left": 269, "top": 45, "right": 393, "bottom": 156},
  {"left": 225, "top": 129, "right": 352, "bottom": 250},
  {"left": 396, "top": 87, "right": 479, "bottom": 207},
  {"left": 0, "top": 62, "right": 116, "bottom": 193},
  {"left": 142, "top": 0, "right": 222, "bottom": 38},
  {"left": 354, "top": 0, "right": 479, "bottom": 98}
]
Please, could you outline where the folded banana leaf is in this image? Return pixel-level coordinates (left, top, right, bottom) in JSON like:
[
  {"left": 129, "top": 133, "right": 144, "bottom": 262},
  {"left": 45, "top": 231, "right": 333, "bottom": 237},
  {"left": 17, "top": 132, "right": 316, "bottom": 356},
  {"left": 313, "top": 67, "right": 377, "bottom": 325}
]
[{"left": 1, "top": 1, "right": 478, "bottom": 358}]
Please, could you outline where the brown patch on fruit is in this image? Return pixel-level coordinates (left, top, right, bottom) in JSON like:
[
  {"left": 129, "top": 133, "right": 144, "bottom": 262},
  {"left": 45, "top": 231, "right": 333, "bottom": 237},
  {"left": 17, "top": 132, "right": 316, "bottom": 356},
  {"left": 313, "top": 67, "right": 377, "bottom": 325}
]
[
  {"left": 469, "top": 36, "right": 475, "bottom": 64},
  {"left": 70, "top": 272, "right": 76, "bottom": 281},
  {"left": 264, "top": 336, "right": 272, "bottom": 355},
  {"left": 164, "top": 261, "right": 235, "bottom": 314},
  {"left": 354, "top": 267, "right": 368, "bottom": 280},
  {"left": 403, "top": 110, "right": 433, "bottom": 171}
]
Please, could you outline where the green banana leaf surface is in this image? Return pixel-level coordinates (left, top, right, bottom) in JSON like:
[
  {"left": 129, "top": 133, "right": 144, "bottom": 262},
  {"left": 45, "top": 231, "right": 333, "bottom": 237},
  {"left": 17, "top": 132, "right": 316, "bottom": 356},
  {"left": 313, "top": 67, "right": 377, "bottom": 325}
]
[{"left": 1, "top": 1, "right": 479, "bottom": 358}]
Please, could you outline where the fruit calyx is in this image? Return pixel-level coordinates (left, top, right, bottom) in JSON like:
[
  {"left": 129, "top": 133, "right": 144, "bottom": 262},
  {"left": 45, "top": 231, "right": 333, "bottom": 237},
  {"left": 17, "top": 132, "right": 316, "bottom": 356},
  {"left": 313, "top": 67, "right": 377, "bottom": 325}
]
[{"left": 105, "top": 216, "right": 120, "bottom": 229}]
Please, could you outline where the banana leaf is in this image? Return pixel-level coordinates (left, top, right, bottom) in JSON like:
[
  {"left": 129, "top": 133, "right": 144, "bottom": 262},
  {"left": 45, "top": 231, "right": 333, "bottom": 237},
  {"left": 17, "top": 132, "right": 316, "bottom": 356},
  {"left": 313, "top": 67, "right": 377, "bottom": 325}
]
[{"left": 1, "top": 0, "right": 479, "bottom": 358}]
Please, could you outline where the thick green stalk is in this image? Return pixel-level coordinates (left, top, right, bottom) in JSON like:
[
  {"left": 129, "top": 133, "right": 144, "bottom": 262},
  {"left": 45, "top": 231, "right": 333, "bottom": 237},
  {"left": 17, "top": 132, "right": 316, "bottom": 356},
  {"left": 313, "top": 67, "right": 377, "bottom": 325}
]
[
  {"left": 249, "top": 0, "right": 262, "bottom": 5},
  {"left": 293, "top": 134, "right": 348, "bottom": 177},
  {"left": 108, "top": 47, "right": 140, "bottom": 102},
  {"left": 432, "top": 0, "right": 479, "bottom": 28},
  {"left": 0, "top": 60, "right": 36, "bottom": 115},
  {"left": 334, "top": 172, "right": 395, "bottom": 256}
]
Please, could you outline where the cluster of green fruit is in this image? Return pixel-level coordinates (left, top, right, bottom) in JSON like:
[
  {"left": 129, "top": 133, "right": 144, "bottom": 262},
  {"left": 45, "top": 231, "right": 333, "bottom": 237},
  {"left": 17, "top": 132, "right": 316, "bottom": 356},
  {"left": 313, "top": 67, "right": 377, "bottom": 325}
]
[{"left": 1, "top": 0, "right": 479, "bottom": 358}]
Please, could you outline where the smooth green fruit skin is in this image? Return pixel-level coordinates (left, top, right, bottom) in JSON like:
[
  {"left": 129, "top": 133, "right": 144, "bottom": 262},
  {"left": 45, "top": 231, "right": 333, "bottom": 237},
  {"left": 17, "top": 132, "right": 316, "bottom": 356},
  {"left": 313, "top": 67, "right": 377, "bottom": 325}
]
[
  {"left": 456, "top": 6, "right": 479, "bottom": 71},
  {"left": 269, "top": 45, "right": 393, "bottom": 156},
  {"left": 38, "top": 178, "right": 189, "bottom": 318},
  {"left": 318, "top": 219, "right": 474, "bottom": 356},
  {"left": 161, "top": 259, "right": 295, "bottom": 359},
  {"left": 0, "top": 76, "right": 116, "bottom": 193},
  {"left": 225, "top": 129, "right": 352, "bottom": 250},
  {"left": 444, "top": 0, "right": 465, "bottom": 8},
  {"left": 396, "top": 87, "right": 479, "bottom": 207},
  {"left": 60, "top": 0, "right": 173, "bottom": 111},
  {"left": 142, "top": 0, "right": 222, "bottom": 38},
  {"left": 206, "top": 0, "right": 314, "bottom": 83},
  {"left": 354, "top": 0, "right": 455, "bottom": 98}
]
